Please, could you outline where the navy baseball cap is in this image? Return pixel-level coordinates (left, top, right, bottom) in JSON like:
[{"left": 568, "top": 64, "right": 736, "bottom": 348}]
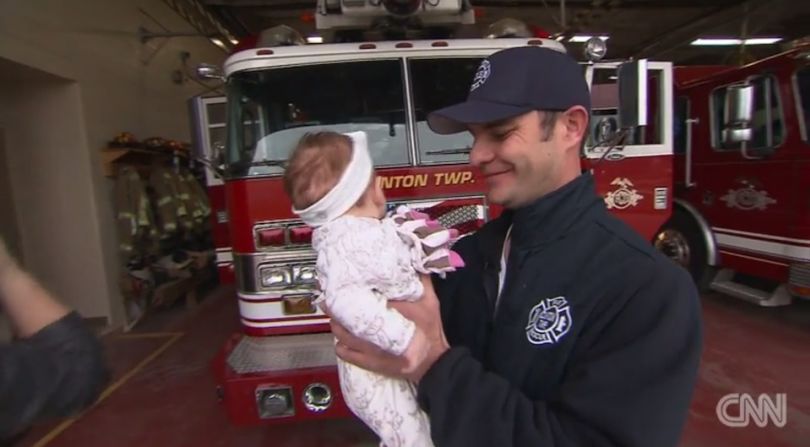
[{"left": 427, "top": 46, "right": 591, "bottom": 134}]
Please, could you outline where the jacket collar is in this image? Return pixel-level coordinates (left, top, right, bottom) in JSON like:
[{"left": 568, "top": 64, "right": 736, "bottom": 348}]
[{"left": 478, "top": 172, "right": 604, "bottom": 260}]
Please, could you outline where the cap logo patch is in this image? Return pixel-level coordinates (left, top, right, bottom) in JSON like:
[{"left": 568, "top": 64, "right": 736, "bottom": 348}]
[{"left": 470, "top": 60, "right": 491, "bottom": 92}]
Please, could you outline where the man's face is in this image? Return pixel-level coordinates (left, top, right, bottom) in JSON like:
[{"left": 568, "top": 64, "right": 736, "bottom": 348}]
[{"left": 468, "top": 110, "right": 567, "bottom": 209}]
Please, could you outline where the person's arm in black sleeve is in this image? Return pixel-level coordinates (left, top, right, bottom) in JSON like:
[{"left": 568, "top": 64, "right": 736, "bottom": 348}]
[
  {"left": 417, "top": 258, "right": 703, "bottom": 447},
  {"left": 0, "top": 240, "right": 110, "bottom": 438},
  {"left": 0, "top": 312, "right": 109, "bottom": 437}
]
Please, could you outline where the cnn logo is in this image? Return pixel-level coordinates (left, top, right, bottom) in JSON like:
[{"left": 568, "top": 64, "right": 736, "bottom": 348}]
[{"left": 716, "top": 393, "right": 787, "bottom": 428}]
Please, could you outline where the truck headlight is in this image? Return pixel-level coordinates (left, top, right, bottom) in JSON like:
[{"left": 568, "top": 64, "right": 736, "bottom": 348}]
[
  {"left": 293, "top": 265, "right": 318, "bottom": 285},
  {"left": 584, "top": 36, "right": 607, "bottom": 62},
  {"left": 260, "top": 266, "right": 292, "bottom": 288},
  {"left": 302, "top": 383, "right": 332, "bottom": 412}
]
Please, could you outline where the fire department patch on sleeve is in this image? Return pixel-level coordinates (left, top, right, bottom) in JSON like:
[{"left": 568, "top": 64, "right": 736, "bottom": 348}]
[{"left": 525, "top": 296, "right": 572, "bottom": 346}]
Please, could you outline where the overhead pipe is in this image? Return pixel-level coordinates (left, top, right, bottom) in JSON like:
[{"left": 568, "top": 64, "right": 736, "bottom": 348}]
[{"left": 631, "top": 0, "right": 785, "bottom": 59}]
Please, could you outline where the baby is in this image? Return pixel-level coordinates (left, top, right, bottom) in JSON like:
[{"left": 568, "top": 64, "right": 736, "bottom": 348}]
[{"left": 283, "top": 130, "right": 463, "bottom": 447}]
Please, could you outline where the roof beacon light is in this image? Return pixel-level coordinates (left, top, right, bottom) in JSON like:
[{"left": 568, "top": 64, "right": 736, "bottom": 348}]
[
  {"left": 258, "top": 25, "right": 306, "bottom": 47},
  {"left": 485, "top": 18, "right": 532, "bottom": 39}
]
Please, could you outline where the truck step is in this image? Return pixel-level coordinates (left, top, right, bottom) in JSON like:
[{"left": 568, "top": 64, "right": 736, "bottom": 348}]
[
  {"left": 709, "top": 269, "right": 793, "bottom": 307},
  {"left": 227, "top": 333, "right": 337, "bottom": 374}
]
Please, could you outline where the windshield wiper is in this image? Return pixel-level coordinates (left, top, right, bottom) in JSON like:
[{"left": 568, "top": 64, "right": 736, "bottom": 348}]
[
  {"left": 250, "top": 159, "right": 287, "bottom": 167},
  {"left": 425, "top": 147, "right": 471, "bottom": 156},
  {"left": 227, "top": 158, "right": 287, "bottom": 172}
]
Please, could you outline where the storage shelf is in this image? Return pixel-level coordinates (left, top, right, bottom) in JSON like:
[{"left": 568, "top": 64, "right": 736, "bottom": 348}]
[{"left": 101, "top": 146, "right": 189, "bottom": 177}]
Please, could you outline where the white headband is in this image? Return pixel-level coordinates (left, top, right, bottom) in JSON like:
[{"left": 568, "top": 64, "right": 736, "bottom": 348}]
[{"left": 292, "top": 131, "right": 373, "bottom": 227}]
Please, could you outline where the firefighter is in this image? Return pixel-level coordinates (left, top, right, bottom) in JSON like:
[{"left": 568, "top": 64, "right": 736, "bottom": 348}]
[
  {"left": 328, "top": 47, "right": 703, "bottom": 447},
  {"left": 0, "top": 237, "right": 110, "bottom": 440}
]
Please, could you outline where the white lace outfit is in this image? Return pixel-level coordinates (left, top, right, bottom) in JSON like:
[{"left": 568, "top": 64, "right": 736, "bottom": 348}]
[
  {"left": 313, "top": 215, "right": 434, "bottom": 447},
  {"left": 291, "top": 131, "right": 460, "bottom": 446}
]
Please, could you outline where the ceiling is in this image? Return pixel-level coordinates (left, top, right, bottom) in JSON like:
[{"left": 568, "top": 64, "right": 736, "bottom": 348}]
[{"left": 195, "top": 0, "right": 810, "bottom": 64}]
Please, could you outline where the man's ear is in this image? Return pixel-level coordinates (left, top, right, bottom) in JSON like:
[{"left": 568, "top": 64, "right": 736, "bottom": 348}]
[{"left": 561, "top": 106, "right": 589, "bottom": 149}]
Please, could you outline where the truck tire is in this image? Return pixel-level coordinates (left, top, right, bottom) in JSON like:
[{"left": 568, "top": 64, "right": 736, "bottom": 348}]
[{"left": 653, "top": 208, "right": 715, "bottom": 292}]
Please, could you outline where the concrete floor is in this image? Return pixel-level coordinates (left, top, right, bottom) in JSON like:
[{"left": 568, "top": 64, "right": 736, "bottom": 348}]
[{"left": 10, "top": 285, "right": 810, "bottom": 447}]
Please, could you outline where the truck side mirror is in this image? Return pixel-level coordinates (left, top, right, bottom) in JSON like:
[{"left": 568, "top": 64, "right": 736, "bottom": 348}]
[
  {"left": 212, "top": 142, "right": 226, "bottom": 167},
  {"left": 196, "top": 63, "right": 225, "bottom": 81},
  {"left": 722, "top": 83, "right": 754, "bottom": 144},
  {"left": 617, "top": 59, "right": 648, "bottom": 128},
  {"left": 195, "top": 142, "right": 226, "bottom": 178}
]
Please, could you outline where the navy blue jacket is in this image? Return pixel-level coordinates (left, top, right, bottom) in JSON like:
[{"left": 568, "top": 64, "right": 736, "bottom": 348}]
[{"left": 417, "top": 173, "right": 702, "bottom": 447}]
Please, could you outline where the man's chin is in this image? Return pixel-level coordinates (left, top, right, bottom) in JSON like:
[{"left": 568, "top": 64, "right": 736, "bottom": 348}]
[{"left": 485, "top": 190, "right": 512, "bottom": 208}]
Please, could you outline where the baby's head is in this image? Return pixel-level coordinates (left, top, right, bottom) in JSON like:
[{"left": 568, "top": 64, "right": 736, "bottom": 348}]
[{"left": 283, "top": 131, "right": 386, "bottom": 226}]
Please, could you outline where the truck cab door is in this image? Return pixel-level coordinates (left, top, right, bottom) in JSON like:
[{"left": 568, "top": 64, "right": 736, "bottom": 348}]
[
  {"left": 689, "top": 72, "right": 794, "bottom": 279},
  {"left": 583, "top": 61, "right": 674, "bottom": 241}
]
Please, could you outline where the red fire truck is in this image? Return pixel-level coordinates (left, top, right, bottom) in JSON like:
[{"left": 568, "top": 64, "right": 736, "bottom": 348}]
[
  {"left": 189, "top": 2, "right": 677, "bottom": 426},
  {"left": 654, "top": 43, "right": 810, "bottom": 306}
]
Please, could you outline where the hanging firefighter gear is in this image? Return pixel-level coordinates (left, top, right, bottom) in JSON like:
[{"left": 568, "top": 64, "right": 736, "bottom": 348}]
[
  {"left": 181, "top": 169, "right": 212, "bottom": 231},
  {"left": 150, "top": 167, "right": 211, "bottom": 235},
  {"left": 114, "top": 166, "right": 157, "bottom": 261},
  {"left": 111, "top": 149, "right": 215, "bottom": 331}
]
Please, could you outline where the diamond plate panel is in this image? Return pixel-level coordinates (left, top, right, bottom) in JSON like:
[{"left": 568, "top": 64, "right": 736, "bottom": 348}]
[
  {"left": 436, "top": 205, "right": 481, "bottom": 229},
  {"left": 227, "top": 333, "right": 337, "bottom": 374}
]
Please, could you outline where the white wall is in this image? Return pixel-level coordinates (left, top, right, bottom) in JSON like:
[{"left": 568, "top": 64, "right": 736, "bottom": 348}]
[
  {"left": 0, "top": 0, "right": 226, "bottom": 324},
  {"left": 0, "top": 76, "right": 106, "bottom": 318}
]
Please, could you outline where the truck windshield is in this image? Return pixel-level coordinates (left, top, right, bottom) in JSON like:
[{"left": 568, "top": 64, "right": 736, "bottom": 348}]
[
  {"left": 409, "top": 57, "right": 480, "bottom": 164},
  {"left": 226, "top": 59, "right": 408, "bottom": 177},
  {"left": 224, "top": 55, "right": 666, "bottom": 177}
]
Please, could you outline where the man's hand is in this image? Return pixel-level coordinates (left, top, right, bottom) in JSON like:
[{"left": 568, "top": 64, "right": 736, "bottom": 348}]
[{"left": 330, "top": 275, "right": 450, "bottom": 383}]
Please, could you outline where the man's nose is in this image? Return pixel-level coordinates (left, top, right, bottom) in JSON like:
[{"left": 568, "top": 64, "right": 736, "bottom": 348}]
[{"left": 469, "top": 140, "right": 494, "bottom": 168}]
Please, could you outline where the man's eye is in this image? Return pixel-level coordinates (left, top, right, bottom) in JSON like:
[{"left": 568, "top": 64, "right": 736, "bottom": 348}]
[{"left": 493, "top": 130, "right": 512, "bottom": 140}]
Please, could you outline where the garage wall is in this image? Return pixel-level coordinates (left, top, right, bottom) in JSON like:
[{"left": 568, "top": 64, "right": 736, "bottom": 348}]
[
  {"left": 0, "top": 0, "right": 226, "bottom": 325},
  {"left": 0, "top": 75, "right": 103, "bottom": 319}
]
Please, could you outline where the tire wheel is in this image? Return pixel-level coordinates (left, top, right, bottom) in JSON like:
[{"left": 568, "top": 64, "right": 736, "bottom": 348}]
[{"left": 653, "top": 208, "right": 715, "bottom": 292}]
